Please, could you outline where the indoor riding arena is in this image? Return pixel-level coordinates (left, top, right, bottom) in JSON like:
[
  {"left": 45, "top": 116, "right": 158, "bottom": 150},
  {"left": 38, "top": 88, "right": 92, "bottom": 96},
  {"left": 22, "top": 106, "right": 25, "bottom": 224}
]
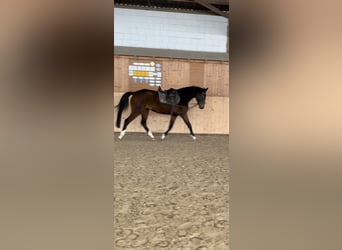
[{"left": 114, "top": 1, "right": 229, "bottom": 249}]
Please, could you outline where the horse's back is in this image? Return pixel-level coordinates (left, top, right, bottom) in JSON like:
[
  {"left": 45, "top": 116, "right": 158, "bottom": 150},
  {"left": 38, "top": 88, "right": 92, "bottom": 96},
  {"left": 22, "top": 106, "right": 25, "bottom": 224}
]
[
  {"left": 136, "top": 89, "right": 157, "bottom": 94},
  {"left": 133, "top": 89, "right": 157, "bottom": 98},
  {"left": 130, "top": 89, "right": 158, "bottom": 105}
]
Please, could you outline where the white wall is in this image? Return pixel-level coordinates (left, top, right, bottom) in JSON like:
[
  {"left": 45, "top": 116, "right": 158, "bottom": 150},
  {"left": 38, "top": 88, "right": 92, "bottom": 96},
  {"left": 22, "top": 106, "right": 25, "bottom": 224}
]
[{"left": 114, "top": 8, "right": 228, "bottom": 53}]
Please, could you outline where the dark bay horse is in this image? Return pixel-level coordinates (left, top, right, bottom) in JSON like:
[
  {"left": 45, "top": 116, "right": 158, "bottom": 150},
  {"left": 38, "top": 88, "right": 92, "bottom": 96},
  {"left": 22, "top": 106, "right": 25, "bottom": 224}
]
[{"left": 115, "top": 86, "right": 208, "bottom": 140}]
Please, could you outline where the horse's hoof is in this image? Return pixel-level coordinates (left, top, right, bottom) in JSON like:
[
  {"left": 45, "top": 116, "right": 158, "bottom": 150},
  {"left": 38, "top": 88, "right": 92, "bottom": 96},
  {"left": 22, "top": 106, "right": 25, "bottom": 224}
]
[
  {"left": 161, "top": 134, "right": 166, "bottom": 140},
  {"left": 191, "top": 135, "right": 197, "bottom": 140},
  {"left": 118, "top": 130, "right": 126, "bottom": 140}
]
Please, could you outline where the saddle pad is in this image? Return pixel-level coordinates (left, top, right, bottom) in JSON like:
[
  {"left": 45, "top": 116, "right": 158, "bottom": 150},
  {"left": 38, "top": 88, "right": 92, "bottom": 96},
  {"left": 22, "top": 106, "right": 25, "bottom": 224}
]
[
  {"left": 158, "top": 89, "right": 180, "bottom": 105},
  {"left": 158, "top": 91, "right": 167, "bottom": 104}
]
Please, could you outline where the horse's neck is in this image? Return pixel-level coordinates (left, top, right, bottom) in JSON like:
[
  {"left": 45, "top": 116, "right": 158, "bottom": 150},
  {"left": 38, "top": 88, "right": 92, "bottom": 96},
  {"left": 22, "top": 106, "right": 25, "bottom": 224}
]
[{"left": 181, "top": 93, "right": 196, "bottom": 104}]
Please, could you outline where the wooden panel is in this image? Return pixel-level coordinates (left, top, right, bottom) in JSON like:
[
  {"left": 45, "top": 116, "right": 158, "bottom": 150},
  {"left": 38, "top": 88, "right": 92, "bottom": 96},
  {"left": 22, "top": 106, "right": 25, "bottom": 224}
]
[
  {"left": 190, "top": 62, "right": 204, "bottom": 86},
  {"left": 114, "top": 56, "right": 129, "bottom": 93},
  {"left": 162, "top": 60, "right": 190, "bottom": 89},
  {"left": 204, "top": 62, "right": 229, "bottom": 97}
]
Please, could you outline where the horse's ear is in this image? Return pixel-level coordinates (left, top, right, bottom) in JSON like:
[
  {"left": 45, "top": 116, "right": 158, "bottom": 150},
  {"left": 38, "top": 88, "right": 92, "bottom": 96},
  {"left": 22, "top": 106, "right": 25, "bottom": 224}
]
[{"left": 204, "top": 88, "right": 208, "bottom": 92}]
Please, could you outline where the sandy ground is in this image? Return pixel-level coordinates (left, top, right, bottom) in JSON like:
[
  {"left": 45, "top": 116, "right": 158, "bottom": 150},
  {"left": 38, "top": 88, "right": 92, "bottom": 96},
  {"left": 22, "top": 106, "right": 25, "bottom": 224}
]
[{"left": 114, "top": 133, "right": 229, "bottom": 249}]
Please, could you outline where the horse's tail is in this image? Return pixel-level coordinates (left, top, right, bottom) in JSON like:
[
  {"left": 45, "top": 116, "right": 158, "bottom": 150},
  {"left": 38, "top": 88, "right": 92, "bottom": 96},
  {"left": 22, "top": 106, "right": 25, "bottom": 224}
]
[{"left": 115, "top": 91, "right": 134, "bottom": 128}]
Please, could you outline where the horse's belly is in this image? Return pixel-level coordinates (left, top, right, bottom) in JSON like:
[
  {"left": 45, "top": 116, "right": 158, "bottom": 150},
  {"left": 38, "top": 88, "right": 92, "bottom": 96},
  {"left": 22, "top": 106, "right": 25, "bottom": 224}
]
[{"left": 152, "top": 108, "right": 169, "bottom": 114}]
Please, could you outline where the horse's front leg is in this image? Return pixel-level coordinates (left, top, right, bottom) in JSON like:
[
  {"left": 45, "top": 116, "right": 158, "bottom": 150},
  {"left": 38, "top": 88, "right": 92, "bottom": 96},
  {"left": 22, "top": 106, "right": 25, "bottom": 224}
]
[
  {"left": 180, "top": 113, "right": 196, "bottom": 140},
  {"left": 161, "top": 114, "right": 178, "bottom": 140}
]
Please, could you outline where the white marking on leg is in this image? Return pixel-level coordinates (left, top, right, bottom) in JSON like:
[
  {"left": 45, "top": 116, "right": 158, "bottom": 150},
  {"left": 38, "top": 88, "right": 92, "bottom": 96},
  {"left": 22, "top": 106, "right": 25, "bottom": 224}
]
[
  {"left": 147, "top": 130, "right": 155, "bottom": 140},
  {"left": 191, "top": 135, "right": 196, "bottom": 140},
  {"left": 161, "top": 134, "right": 166, "bottom": 140},
  {"left": 118, "top": 130, "right": 126, "bottom": 140}
]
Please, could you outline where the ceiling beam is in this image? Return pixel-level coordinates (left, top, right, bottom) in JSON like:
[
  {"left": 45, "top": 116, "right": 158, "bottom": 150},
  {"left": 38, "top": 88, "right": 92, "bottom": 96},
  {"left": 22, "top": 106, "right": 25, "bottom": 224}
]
[{"left": 192, "top": 0, "right": 228, "bottom": 18}]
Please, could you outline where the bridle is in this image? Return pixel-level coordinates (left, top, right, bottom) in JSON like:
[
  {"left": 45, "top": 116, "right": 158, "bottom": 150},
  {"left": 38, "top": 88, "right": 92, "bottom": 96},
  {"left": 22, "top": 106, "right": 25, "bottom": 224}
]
[{"left": 190, "top": 92, "right": 207, "bottom": 109}]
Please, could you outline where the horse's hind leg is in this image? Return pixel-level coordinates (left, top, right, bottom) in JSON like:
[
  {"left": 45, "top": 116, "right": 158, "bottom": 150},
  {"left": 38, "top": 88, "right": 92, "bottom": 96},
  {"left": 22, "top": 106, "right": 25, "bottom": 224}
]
[
  {"left": 141, "top": 109, "right": 155, "bottom": 140},
  {"left": 118, "top": 111, "right": 140, "bottom": 139}
]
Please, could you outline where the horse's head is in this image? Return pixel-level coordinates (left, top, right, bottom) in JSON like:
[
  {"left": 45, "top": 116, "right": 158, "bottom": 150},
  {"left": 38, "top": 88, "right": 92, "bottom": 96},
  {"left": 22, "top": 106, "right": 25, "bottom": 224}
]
[{"left": 196, "top": 88, "right": 208, "bottom": 109}]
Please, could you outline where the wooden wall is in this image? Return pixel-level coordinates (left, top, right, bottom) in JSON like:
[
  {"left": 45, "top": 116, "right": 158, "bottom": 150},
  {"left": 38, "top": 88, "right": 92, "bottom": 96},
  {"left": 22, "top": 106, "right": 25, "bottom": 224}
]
[{"left": 114, "top": 55, "right": 229, "bottom": 134}]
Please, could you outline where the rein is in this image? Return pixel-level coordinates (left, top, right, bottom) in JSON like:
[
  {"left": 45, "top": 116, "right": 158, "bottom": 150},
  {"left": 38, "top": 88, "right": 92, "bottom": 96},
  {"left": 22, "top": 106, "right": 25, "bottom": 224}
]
[
  {"left": 169, "top": 102, "right": 198, "bottom": 114},
  {"left": 174, "top": 102, "right": 199, "bottom": 108},
  {"left": 171, "top": 103, "right": 199, "bottom": 111},
  {"left": 188, "top": 103, "right": 199, "bottom": 109}
]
